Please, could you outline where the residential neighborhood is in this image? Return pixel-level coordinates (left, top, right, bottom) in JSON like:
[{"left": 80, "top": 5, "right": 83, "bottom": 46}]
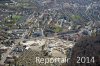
[{"left": 0, "top": 0, "right": 100, "bottom": 66}]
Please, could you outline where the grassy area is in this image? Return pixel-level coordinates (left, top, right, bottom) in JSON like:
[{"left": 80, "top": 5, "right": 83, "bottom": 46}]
[
  {"left": 12, "top": 15, "right": 22, "bottom": 20},
  {"left": 0, "top": 8, "right": 23, "bottom": 29},
  {"left": 71, "top": 15, "right": 81, "bottom": 21},
  {"left": 0, "top": 15, "right": 21, "bottom": 29},
  {"left": 54, "top": 26, "right": 62, "bottom": 33}
]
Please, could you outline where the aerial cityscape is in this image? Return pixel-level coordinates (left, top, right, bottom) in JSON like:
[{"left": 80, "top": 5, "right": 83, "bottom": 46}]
[{"left": 0, "top": 0, "right": 100, "bottom": 66}]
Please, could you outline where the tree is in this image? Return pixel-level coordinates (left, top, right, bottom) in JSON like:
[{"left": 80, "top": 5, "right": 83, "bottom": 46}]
[{"left": 67, "top": 35, "right": 100, "bottom": 66}]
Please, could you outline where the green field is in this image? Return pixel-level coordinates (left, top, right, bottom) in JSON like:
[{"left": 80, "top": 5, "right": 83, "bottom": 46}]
[{"left": 12, "top": 15, "right": 22, "bottom": 20}]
